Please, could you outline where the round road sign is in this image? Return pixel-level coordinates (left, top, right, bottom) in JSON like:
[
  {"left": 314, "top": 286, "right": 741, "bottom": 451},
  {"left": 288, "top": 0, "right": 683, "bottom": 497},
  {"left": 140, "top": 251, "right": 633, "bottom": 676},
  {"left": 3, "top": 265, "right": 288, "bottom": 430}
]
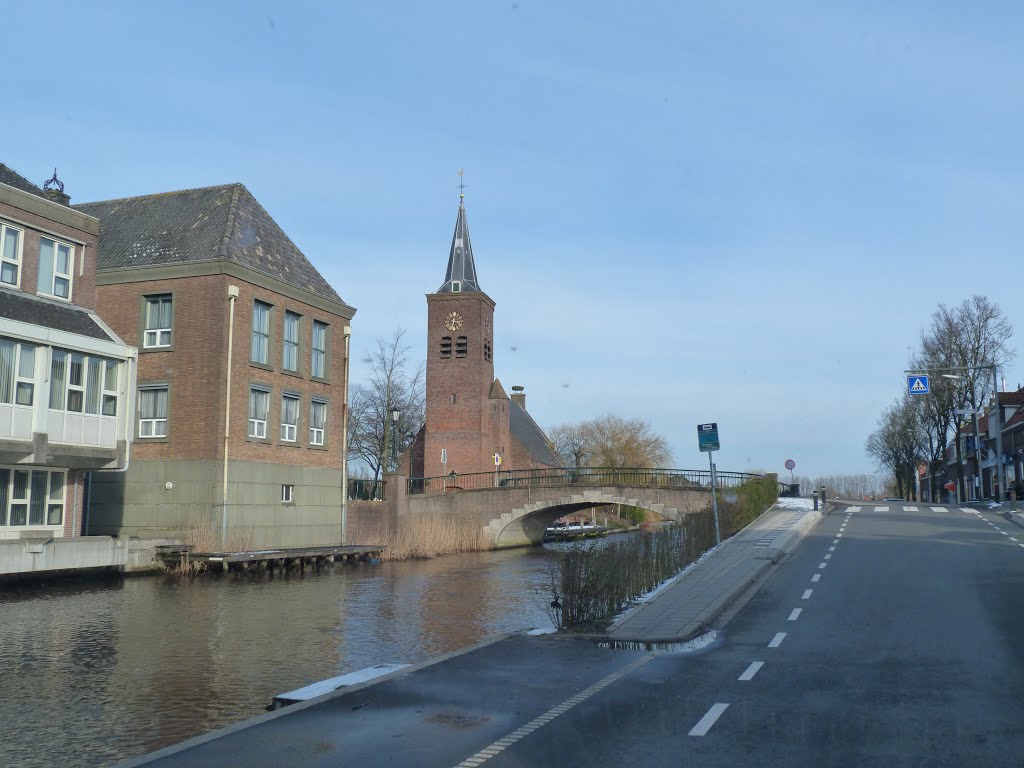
[{"left": 784, "top": 459, "right": 796, "bottom": 471}]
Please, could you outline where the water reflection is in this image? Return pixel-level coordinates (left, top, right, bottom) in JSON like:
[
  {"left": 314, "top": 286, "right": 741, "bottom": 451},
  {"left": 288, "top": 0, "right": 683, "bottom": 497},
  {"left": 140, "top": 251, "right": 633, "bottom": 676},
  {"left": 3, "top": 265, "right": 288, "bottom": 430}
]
[{"left": 0, "top": 545, "right": 563, "bottom": 768}]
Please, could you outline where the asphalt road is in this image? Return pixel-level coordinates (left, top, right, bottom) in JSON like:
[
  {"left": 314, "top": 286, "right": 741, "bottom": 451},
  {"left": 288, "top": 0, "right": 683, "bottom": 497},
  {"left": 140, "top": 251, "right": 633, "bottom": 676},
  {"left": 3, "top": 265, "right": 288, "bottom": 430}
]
[{"left": 129, "top": 503, "right": 1024, "bottom": 768}]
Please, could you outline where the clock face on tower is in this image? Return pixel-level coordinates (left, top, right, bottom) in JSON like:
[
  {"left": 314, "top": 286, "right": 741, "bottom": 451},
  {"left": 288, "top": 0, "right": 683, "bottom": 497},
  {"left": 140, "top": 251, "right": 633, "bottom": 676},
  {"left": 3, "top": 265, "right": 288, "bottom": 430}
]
[{"left": 444, "top": 311, "right": 464, "bottom": 332}]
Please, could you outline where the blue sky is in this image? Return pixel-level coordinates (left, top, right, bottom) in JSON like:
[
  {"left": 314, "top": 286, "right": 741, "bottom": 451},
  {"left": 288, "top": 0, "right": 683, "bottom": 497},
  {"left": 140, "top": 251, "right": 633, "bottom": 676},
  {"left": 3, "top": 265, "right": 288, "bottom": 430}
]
[{"left": 4, "top": 1, "right": 1023, "bottom": 480}]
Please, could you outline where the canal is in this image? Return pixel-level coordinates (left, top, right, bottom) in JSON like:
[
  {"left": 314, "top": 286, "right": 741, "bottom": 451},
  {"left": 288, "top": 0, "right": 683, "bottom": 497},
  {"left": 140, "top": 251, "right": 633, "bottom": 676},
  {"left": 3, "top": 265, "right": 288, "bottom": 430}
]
[{"left": 0, "top": 544, "right": 573, "bottom": 768}]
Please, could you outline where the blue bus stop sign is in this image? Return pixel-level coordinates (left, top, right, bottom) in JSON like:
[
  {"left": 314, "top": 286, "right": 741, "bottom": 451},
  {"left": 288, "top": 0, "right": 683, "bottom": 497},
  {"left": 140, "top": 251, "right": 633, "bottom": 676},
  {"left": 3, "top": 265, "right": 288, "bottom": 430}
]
[
  {"left": 907, "top": 375, "right": 929, "bottom": 395},
  {"left": 698, "top": 423, "right": 720, "bottom": 452}
]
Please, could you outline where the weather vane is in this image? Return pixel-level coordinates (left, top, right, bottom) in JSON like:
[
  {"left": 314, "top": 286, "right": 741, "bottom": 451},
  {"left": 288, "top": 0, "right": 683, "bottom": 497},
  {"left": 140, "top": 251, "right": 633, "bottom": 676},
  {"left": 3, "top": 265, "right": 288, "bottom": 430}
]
[{"left": 457, "top": 168, "right": 465, "bottom": 200}]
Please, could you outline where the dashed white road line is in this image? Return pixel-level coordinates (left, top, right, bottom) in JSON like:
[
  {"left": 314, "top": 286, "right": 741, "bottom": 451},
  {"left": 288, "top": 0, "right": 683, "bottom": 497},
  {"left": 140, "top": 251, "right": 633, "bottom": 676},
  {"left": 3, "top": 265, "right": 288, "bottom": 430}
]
[
  {"left": 824, "top": 554, "right": 831, "bottom": 560},
  {"left": 689, "top": 703, "right": 729, "bottom": 736},
  {"left": 874, "top": 506, "right": 888, "bottom": 512},
  {"left": 738, "top": 661, "right": 764, "bottom": 681},
  {"left": 828, "top": 546, "right": 836, "bottom": 552},
  {"left": 768, "top": 632, "right": 786, "bottom": 648},
  {"left": 818, "top": 562, "right": 827, "bottom": 569},
  {"left": 931, "top": 506, "right": 945, "bottom": 513},
  {"left": 802, "top": 589, "right": 813, "bottom": 600},
  {"left": 788, "top": 608, "right": 802, "bottom": 621},
  {"left": 836, "top": 533, "right": 843, "bottom": 538},
  {"left": 904, "top": 506, "right": 919, "bottom": 512},
  {"left": 811, "top": 574, "right": 820, "bottom": 583},
  {"left": 1011, "top": 537, "right": 1019, "bottom": 542}
]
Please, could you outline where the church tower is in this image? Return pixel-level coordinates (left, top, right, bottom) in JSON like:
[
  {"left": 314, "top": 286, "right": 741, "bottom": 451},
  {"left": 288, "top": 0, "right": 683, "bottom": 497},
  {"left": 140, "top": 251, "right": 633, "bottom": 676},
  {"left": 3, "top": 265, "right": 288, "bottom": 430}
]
[{"left": 422, "top": 193, "right": 510, "bottom": 477}]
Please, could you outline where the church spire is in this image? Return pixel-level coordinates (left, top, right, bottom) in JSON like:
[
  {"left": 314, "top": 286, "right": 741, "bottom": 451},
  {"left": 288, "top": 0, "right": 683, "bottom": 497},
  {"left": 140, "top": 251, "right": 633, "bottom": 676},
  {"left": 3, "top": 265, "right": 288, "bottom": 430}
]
[{"left": 438, "top": 180, "right": 480, "bottom": 293}]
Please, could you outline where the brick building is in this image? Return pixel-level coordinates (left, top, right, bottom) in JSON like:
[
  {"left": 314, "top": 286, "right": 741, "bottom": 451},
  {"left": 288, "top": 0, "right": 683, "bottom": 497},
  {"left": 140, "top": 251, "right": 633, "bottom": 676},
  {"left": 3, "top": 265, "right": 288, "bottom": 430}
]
[
  {"left": 0, "top": 164, "right": 137, "bottom": 540},
  {"left": 76, "top": 184, "right": 355, "bottom": 548},
  {"left": 408, "top": 195, "right": 560, "bottom": 480}
]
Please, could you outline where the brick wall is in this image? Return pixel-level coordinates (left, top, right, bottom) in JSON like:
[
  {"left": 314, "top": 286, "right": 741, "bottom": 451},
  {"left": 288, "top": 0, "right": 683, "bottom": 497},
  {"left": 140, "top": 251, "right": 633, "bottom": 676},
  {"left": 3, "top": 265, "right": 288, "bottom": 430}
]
[{"left": 96, "top": 272, "right": 348, "bottom": 469}]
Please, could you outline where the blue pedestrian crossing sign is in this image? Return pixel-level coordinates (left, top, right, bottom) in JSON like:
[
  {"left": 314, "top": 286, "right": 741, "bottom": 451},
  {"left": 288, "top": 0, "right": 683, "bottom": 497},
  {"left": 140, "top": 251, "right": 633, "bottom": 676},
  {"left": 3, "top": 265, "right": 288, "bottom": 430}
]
[{"left": 907, "top": 375, "right": 929, "bottom": 395}]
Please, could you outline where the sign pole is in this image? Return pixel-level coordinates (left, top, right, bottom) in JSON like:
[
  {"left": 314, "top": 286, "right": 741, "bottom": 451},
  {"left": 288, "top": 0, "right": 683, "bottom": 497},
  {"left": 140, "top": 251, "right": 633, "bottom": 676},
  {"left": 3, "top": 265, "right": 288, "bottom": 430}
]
[{"left": 709, "top": 450, "right": 721, "bottom": 546}]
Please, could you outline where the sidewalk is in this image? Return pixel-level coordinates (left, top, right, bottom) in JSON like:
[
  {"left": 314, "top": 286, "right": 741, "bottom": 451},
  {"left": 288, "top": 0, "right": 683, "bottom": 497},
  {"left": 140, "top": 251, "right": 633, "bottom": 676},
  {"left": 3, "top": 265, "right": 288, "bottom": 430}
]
[{"left": 606, "top": 501, "right": 824, "bottom": 643}]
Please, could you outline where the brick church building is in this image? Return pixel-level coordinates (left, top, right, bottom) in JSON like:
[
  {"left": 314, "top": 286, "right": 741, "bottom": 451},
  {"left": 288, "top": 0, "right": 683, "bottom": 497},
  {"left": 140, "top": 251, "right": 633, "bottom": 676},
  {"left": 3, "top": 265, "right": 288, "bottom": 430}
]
[{"left": 407, "top": 194, "right": 561, "bottom": 480}]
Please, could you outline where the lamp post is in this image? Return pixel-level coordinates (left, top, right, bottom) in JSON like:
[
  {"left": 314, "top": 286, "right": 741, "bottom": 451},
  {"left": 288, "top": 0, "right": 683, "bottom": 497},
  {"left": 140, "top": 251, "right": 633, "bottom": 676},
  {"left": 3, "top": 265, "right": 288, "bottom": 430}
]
[
  {"left": 908, "top": 364, "right": 1006, "bottom": 503},
  {"left": 390, "top": 408, "right": 400, "bottom": 472}
]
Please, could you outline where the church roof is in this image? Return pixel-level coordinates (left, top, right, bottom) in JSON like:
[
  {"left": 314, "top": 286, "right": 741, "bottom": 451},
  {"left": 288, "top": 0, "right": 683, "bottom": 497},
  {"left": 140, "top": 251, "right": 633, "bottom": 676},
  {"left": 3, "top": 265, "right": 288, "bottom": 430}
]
[
  {"left": 437, "top": 197, "right": 480, "bottom": 293},
  {"left": 510, "top": 400, "right": 563, "bottom": 467},
  {"left": 75, "top": 183, "right": 349, "bottom": 307}
]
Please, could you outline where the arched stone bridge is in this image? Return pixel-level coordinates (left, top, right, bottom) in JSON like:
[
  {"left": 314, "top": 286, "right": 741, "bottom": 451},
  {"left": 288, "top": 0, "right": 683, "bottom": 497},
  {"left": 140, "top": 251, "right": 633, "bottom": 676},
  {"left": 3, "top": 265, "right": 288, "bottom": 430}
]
[{"left": 383, "top": 467, "right": 783, "bottom": 549}]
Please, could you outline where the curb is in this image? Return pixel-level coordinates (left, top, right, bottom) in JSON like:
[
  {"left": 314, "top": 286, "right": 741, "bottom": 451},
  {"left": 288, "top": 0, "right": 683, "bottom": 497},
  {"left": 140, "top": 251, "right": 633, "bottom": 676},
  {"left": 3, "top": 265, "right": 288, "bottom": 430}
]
[{"left": 766, "top": 508, "right": 824, "bottom": 564}]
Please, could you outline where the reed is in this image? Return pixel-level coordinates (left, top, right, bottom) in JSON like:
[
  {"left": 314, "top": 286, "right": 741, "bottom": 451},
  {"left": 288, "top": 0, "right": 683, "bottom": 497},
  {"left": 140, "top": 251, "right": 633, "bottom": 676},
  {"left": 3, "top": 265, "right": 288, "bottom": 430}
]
[
  {"left": 181, "top": 514, "right": 255, "bottom": 554},
  {"left": 347, "top": 512, "right": 491, "bottom": 561}
]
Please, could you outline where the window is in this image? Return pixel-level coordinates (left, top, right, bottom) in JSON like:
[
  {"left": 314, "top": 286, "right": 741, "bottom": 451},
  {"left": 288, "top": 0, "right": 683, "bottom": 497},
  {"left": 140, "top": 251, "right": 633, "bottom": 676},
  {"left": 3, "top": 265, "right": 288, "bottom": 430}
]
[
  {"left": 66, "top": 353, "right": 85, "bottom": 412},
  {"left": 283, "top": 311, "right": 300, "bottom": 372},
  {"left": 312, "top": 321, "right": 328, "bottom": 378},
  {"left": 281, "top": 484, "right": 294, "bottom": 503},
  {"left": 249, "top": 386, "right": 270, "bottom": 438},
  {"left": 143, "top": 295, "right": 173, "bottom": 348},
  {"left": 102, "top": 360, "right": 119, "bottom": 416},
  {"left": 0, "top": 339, "right": 35, "bottom": 406},
  {"left": 0, "top": 222, "right": 22, "bottom": 287},
  {"left": 38, "top": 237, "right": 74, "bottom": 300},
  {"left": 456, "top": 336, "right": 468, "bottom": 358},
  {"left": 280, "top": 394, "right": 299, "bottom": 442},
  {"left": 440, "top": 336, "right": 452, "bottom": 359},
  {"left": 251, "top": 301, "right": 271, "bottom": 364},
  {"left": 139, "top": 386, "right": 169, "bottom": 438},
  {"left": 310, "top": 399, "right": 326, "bottom": 446},
  {"left": 0, "top": 467, "right": 65, "bottom": 527},
  {"left": 49, "top": 352, "right": 117, "bottom": 415},
  {"left": 451, "top": 281, "right": 462, "bottom": 292}
]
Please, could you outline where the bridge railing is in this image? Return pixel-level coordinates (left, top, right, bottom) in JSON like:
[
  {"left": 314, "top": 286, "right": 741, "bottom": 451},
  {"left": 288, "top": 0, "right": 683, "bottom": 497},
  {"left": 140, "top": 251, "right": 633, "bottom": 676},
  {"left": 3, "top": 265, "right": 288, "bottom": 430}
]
[{"left": 408, "top": 467, "right": 770, "bottom": 496}]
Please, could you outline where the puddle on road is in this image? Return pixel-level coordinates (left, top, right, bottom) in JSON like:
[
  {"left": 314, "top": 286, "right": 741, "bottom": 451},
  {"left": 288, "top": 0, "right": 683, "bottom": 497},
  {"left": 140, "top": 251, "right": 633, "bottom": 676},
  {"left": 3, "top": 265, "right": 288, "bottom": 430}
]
[{"left": 596, "top": 629, "right": 722, "bottom": 654}]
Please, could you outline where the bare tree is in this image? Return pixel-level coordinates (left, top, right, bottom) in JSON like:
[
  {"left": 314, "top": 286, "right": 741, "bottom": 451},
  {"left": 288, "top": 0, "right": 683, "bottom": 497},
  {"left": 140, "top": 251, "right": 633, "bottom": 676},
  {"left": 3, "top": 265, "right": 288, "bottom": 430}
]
[
  {"left": 584, "top": 414, "right": 672, "bottom": 468},
  {"left": 548, "top": 422, "right": 591, "bottom": 468},
  {"left": 865, "top": 395, "right": 925, "bottom": 499},
  {"left": 347, "top": 328, "right": 425, "bottom": 490},
  {"left": 915, "top": 296, "right": 1014, "bottom": 500}
]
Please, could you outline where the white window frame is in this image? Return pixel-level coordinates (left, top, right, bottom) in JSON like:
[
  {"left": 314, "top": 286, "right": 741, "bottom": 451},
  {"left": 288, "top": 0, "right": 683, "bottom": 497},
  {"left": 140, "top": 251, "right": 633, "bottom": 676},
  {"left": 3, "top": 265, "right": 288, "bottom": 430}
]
[
  {"left": 281, "top": 484, "right": 294, "bottom": 503},
  {"left": 102, "top": 360, "right": 119, "bottom": 416},
  {"left": 143, "top": 295, "right": 173, "bottom": 348},
  {"left": 283, "top": 311, "right": 300, "bottom": 372},
  {"left": 0, "top": 338, "right": 35, "bottom": 407},
  {"left": 309, "top": 399, "right": 326, "bottom": 446},
  {"left": 38, "top": 236, "right": 74, "bottom": 301},
  {"left": 249, "top": 386, "right": 270, "bottom": 439},
  {"left": 280, "top": 393, "right": 299, "bottom": 442},
  {"left": 251, "top": 301, "right": 271, "bottom": 365},
  {"left": 65, "top": 352, "right": 85, "bottom": 413},
  {"left": 311, "top": 321, "right": 328, "bottom": 379},
  {"left": 138, "top": 386, "right": 169, "bottom": 438},
  {"left": 0, "top": 467, "right": 65, "bottom": 528},
  {"left": 0, "top": 221, "right": 23, "bottom": 288}
]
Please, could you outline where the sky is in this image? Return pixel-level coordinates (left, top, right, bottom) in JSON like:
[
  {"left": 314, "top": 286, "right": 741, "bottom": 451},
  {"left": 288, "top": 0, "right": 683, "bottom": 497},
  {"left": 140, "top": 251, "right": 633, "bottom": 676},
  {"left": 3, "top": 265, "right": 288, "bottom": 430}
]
[{"left": 4, "top": 1, "right": 1023, "bottom": 481}]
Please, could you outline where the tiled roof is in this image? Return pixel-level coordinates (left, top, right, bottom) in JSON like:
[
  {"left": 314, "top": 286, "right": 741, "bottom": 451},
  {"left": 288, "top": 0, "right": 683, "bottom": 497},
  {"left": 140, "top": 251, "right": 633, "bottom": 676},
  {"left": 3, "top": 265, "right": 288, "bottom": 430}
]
[
  {"left": 0, "top": 163, "right": 50, "bottom": 201},
  {"left": 510, "top": 400, "right": 562, "bottom": 467},
  {"left": 0, "top": 287, "right": 118, "bottom": 342},
  {"left": 75, "top": 184, "right": 346, "bottom": 306}
]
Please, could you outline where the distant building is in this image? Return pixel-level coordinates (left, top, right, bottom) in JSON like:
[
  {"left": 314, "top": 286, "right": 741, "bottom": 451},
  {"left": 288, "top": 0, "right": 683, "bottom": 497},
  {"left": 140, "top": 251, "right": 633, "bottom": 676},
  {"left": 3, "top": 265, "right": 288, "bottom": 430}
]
[
  {"left": 407, "top": 195, "right": 561, "bottom": 480},
  {"left": 0, "top": 164, "right": 137, "bottom": 540},
  {"left": 75, "top": 184, "right": 355, "bottom": 548}
]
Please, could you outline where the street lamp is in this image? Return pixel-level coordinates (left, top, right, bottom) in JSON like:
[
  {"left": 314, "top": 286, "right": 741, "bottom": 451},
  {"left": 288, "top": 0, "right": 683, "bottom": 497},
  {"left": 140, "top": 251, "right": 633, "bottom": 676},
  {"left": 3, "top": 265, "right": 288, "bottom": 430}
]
[{"left": 390, "top": 408, "right": 400, "bottom": 472}]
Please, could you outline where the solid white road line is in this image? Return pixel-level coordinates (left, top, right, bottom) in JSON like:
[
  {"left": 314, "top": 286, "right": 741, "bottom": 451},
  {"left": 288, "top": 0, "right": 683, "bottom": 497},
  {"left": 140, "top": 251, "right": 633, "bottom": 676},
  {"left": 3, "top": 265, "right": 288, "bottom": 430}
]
[
  {"left": 788, "top": 608, "right": 802, "bottom": 621},
  {"left": 802, "top": 589, "right": 813, "bottom": 600},
  {"left": 453, "top": 654, "right": 654, "bottom": 766},
  {"left": 689, "top": 703, "right": 729, "bottom": 736},
  {"left": 811, "top": 574, "right": 820, "bottom": 582},
  {"left": 768, "top": 632, "right": 786, "bottom": 648},
  {"left": 738, "top": 662, "right": 764, "bottom": 681}
]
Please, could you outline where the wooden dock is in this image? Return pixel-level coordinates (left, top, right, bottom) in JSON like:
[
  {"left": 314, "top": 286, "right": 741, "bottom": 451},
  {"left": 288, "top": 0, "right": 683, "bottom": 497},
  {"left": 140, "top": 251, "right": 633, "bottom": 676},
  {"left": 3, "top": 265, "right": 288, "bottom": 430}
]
[{"left": 155, "top": 544, "right": 385, "bottom": 573}]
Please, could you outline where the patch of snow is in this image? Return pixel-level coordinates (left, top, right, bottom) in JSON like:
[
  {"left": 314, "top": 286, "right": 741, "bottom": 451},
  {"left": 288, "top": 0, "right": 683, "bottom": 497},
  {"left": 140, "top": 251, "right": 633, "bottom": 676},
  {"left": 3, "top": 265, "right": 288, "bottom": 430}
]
[
  {"left": 774, "top": 498, "right": 815, "bottom": 511},
  {"left": 527, "top": 626, "right": 557, "bottom": 636}
]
